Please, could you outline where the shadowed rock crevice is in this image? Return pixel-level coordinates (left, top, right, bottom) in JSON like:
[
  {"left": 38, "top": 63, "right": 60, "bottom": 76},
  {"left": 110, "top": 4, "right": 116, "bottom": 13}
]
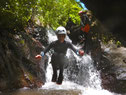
[
  {"left": 82, "top": 0, "right": 126, "bottom": 46},
  {"left": 0, "top": 27, "right": 47, "bottom": 91}
]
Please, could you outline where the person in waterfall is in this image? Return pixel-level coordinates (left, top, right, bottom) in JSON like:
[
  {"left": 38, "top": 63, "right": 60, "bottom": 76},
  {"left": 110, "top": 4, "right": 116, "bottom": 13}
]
[
  {"left": 78, "top": 10, "right": 91, "bottom": 54},
  {"left": 35, "top": 26, "right": 84, "bottom": 85}
]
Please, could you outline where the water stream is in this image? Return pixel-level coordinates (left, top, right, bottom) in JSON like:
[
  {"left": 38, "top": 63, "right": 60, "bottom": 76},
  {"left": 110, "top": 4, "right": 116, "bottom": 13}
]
[
  {"left": 40, "top": 29, "right": 118, "bottom": 95},
  {"left": 0, "top": 28, "right": 119, "bottom": 95}
]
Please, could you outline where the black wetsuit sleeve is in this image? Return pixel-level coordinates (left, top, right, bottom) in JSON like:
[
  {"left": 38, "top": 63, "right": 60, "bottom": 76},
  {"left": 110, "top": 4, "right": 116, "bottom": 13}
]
[
  {"left": 80, "top": 19, "right": 85, "bottom": 26},
  {"left": 81, "top": 14, "right": 90, "bottom": 26},
  {"left": 68, "top": 42, "right": 78, "bottom": 54},
  {"left": 43, "top": 42, "right": 54, "bottom": 54}
]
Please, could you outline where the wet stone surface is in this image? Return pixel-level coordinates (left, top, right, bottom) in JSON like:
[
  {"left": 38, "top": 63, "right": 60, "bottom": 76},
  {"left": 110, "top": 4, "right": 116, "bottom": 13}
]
[{"left": 0, "top": 89, "right": 81, "bottom": 95}]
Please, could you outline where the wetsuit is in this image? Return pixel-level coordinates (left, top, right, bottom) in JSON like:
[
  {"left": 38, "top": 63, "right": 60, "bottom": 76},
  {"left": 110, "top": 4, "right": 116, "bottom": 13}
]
[
  {"left": 43, "top": 40, "right": 78, "bottom": 84},
  {"left": 80, "top": 14, "right": 91, "bottom": 54}
]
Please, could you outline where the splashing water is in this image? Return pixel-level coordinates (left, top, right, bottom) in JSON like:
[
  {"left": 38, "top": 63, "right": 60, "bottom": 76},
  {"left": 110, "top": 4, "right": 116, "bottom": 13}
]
[{"left": 41, "top": 29, "right": 118, "bottom": 95}]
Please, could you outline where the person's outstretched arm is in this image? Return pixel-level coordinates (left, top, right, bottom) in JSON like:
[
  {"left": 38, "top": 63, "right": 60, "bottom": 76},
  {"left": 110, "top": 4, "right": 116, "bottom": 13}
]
[
  {"left": 68, "top": 42, "right": 84, "bottom": 56},
  {"left": 35, "top": 42, "right": 54, "bottom": 59},
  {"left": 41, "top": 42, "right": 55, "bottom": 56}
]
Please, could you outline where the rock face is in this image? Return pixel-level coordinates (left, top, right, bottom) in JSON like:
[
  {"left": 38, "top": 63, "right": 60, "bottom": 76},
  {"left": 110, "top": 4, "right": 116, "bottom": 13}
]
[
  {"left": 100, "top": 45, "right": 126, "bottom": 93},
  {"left": 78, "top": 0, "right": 126, "bottom": 93},
  {"left": 82, "top": 0, "right": 126, "bottom": 46},
  {"left": 0, "top": 89, "right": 81, "bottom": 95},
  {"left": 0, "top": 27, "right": 48, "bottom": 91}
]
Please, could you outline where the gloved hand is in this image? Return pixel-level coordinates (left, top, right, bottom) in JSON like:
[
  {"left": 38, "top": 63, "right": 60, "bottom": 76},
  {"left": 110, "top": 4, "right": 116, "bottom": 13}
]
[
  {"left": 35, "top": 51, "right": 44, "bottom": 59},
  {"left": 35, "top": 55, "right": 42, "bottom": 59},
  {"left": 76, "top": 50, "right": 84, "bottom": 56},
  {"left": 40, "top": 51, "right": 44, "bottom": 57},
  {"left": 79, "top": 50, "right": 84, "bottom": 56}
]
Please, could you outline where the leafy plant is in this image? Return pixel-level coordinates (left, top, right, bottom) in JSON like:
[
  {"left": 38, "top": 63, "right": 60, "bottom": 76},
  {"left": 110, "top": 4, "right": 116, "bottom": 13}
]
[
  {"left": 36, "top": 0, "right": 82, "bottom": 29},
  {"left": 0, "top": 0, "right": 82, "bottom": 30},
  {"left": 0, "top": 0, "right": 37, "bottom": 30},
  {"left": 116, "top": 41, "right": 121, "bottom": 46}
]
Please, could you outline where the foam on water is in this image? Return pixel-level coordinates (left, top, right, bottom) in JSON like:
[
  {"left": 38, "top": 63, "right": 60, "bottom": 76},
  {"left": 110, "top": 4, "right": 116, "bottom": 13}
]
[{"left": 40, "top": 28, "right": 118, "bottom": 95}]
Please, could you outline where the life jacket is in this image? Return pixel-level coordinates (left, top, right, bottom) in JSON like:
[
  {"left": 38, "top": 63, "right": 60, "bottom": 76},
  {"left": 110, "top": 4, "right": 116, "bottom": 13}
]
[{"left": 81, "top": 24, "right": 90, "bottom": 33}]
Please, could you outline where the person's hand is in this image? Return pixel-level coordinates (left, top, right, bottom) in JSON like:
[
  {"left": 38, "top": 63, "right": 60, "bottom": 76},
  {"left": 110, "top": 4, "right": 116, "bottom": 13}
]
[
  {"left": 35, "top": 54, "right": 42, "bottom": 59},
  {"left": 35, "top": 52, "right": 44, "bottom": 59},
  {"left": 79, "top": 50, "right": 84, "bottom": 56}
]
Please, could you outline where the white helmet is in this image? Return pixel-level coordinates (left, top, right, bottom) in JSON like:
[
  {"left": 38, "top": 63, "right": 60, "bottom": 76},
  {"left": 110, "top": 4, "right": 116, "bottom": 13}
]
[{"left": 56, "top": 26, "right": 67, "bottom": 35}]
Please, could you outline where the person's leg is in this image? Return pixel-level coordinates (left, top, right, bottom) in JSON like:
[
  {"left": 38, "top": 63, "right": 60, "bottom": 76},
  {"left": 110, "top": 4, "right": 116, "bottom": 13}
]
[
  {"left": 51, "top": 64, "right": 57, "bottom": 82},
  {"left": 51, "top": 53, "right": 58, "bottom": 82},
  {"left": 57, "top": 66, "right": 64, "bottom": 84}
]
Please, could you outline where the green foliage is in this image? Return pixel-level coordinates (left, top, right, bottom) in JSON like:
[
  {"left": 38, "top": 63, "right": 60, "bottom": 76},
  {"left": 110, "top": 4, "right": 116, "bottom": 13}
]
[
  {"left": 36, "top": 0, "right": 82, "bottom": 29},
  {"left": 0, "top": 0, "right": 37, "bottom": 30},
  {"left": 0, "top": 0, "right": 82, "bottom": 30},
  {"left": 116, "top": 41, "right": 121, "bottom": 46}
]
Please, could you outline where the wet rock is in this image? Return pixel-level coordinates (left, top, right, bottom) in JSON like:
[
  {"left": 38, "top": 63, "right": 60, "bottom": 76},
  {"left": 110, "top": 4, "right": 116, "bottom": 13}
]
[
  {"left": 0, "top": 27, "right": 48, "bottom": 91},
  {"left": 0, "top": 89, "right": 81, "bottom": 95},
  {"left": 100, "top": 46, "right": 126, "bottom": 94},
  {"left": 82, "top": 0, "right": 126, "bottom": 46},
  {"left": 101, "top": 72, "right": 117, "bottom": 92}
]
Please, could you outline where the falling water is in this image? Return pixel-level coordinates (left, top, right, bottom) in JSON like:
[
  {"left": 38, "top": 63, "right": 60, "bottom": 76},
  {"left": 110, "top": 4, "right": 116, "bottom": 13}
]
[
  {"left": 0, "top": 28, "right": 120, "bottom": 95},
  {"left": 40, "top": 29, "right": 118, "bottom": 95}
]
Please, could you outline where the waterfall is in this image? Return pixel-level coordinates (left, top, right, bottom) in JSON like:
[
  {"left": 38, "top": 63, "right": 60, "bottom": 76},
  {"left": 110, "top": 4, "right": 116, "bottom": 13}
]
[{"left": 41, "top": 28, "right": 117, "bottom": 95}]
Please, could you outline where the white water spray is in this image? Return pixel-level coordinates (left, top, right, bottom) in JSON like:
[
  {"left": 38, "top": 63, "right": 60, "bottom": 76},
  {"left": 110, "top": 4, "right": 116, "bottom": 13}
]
[{"left": 41, "top": 29, "right": 117, "bottom": 95}]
